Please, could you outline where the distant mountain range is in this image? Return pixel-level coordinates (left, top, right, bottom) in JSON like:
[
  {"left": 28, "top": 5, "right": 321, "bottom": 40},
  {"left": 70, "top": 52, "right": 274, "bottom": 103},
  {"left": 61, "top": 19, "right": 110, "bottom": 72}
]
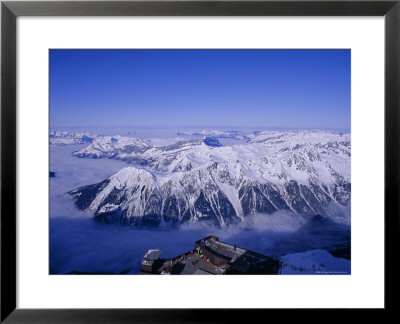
[
  {"left": 67, "top": 130, "right": 351, "bottom": 227},
  {"left": 50, "top": 131, "right": 96, "bottom": 146}
]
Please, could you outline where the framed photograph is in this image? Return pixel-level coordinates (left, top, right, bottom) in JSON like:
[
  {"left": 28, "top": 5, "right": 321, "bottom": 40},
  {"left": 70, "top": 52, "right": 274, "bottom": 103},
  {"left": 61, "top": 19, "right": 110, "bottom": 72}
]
[{"left": 1, "top": 0, "right": 399, "bottom": 322}]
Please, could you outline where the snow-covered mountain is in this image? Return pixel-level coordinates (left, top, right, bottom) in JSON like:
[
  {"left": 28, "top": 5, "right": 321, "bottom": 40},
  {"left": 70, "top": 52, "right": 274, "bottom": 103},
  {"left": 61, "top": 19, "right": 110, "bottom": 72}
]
[
  {"left": 72, "top": 135, "right": 222, "bottom": 162},
  {"left": 177, "top": 129, "right": 249, "bottom": 140},
  {"left": 50, "top": 131, "right": 96, "bottom": 146},
  {"left": 70, "top": 130, "right": 351, "bottom": 227},
  {"left": 279, "top": 249, "right": 350, "bottom": 274},
  {"left": 72, "top": 135, "right": 151, "bottom": 163}
]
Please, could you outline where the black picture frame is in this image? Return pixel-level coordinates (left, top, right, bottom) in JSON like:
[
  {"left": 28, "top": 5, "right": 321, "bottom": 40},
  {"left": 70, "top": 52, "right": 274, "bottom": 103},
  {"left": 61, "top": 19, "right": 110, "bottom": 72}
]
[{"left": 1, "top": 0, "right": 399, "bottom": 322}]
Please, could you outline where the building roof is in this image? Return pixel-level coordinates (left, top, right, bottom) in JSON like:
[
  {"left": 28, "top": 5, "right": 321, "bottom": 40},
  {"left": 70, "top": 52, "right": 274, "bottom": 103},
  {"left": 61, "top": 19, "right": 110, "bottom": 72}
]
[{"left": 143, "top": 249, "right": 162, "bottom": 260}]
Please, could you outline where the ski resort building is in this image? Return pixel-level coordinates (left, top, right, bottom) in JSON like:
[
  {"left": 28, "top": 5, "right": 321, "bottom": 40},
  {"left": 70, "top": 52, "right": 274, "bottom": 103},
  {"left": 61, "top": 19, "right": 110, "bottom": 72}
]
[{"left": 140, "top": 236, "right": 281, "bottom": 275}]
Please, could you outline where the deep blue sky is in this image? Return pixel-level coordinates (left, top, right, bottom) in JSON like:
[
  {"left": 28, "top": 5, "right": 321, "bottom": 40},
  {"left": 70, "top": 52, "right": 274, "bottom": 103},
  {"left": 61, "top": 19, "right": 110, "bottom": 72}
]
[{"left": 50, "top": 49, "right": 350, "bottom": 129}]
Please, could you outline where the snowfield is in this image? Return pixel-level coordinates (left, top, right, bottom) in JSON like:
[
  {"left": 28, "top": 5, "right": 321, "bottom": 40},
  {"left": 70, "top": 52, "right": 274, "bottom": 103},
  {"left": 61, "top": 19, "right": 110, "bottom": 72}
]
[{"left": 280, "top": 249, "right": 350, "bottom": 274}]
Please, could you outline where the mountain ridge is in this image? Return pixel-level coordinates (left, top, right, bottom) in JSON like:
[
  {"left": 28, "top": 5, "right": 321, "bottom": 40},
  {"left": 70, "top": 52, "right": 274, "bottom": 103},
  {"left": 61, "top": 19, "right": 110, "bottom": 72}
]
[{"left": 69, "top": 130, "right": 351, "bottom": 227}]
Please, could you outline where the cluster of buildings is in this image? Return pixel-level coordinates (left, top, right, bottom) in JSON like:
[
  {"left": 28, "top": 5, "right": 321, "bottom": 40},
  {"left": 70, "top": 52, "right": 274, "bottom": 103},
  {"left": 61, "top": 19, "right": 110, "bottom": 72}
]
[{"left": 140, "top": 235, "right": 281, "bottom": 275}]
